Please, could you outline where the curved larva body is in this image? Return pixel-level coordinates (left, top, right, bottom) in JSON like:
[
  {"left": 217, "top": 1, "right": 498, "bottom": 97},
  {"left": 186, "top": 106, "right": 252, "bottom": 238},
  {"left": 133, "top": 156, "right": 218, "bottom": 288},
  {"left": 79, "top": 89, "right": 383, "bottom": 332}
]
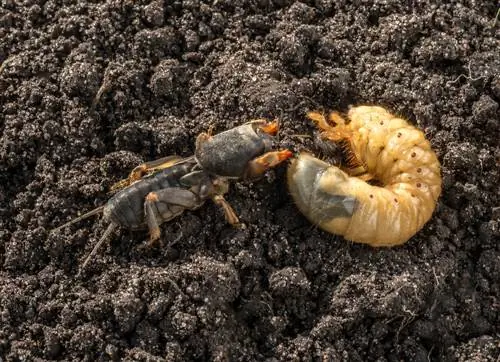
[{"left": 287, "top": 106, "right": 442, "bottom": 246}]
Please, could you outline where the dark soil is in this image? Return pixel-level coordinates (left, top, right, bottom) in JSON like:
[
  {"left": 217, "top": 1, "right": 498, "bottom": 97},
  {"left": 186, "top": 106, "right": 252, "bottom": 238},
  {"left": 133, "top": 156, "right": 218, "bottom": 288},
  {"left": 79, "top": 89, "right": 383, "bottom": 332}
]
[{"left": 1, "top": 0, "right": 499, "bottom": 361}]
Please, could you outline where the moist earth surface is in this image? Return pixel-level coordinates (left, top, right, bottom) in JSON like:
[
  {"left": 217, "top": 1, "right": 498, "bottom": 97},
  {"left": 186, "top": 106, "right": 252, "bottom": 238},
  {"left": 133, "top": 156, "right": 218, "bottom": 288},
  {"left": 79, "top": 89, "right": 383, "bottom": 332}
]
[{"left": 0, "top": 0, "right": 499, "bottom": 361}]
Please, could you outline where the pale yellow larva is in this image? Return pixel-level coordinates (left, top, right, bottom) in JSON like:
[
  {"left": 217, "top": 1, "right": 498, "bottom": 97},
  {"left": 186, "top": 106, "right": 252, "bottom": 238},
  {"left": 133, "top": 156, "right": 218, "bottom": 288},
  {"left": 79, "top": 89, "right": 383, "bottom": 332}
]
[{"left": 287, "top": 106, "right": 442, "bottom": 246}]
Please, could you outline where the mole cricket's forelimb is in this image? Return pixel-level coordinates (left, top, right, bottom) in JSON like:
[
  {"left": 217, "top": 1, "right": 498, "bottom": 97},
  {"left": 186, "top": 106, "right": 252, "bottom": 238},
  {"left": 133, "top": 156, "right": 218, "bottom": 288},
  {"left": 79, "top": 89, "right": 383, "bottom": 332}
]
[{"left": 244, "top": 150, "right": 293, "bottom": 179}]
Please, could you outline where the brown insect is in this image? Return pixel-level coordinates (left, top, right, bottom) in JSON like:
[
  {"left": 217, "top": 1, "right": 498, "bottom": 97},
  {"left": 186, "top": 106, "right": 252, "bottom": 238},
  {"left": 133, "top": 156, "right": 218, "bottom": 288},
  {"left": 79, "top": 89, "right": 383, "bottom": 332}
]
[
  {"left": 287, "top": 106, "right": 442, "bottom": 246},
  {"left": 52, "top": 120, "right": 292, "bottom": 272}
]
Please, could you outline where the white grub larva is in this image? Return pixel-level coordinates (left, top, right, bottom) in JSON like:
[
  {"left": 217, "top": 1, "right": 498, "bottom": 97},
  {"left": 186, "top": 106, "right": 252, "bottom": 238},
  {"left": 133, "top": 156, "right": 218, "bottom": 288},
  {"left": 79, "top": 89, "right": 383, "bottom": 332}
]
[{"left": 287, "top": 106, "right": 442, "bottom": 247}]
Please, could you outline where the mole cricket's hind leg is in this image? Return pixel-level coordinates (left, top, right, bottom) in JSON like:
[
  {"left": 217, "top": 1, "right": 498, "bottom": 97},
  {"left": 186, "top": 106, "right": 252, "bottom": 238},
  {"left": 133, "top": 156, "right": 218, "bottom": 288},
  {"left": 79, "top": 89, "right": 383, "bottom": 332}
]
[
  {"left": 142, "top": 188, "right": 201, "bottom": 248},
  {"left": 110, "top": 155, "right": 187, "bottom": 193}
]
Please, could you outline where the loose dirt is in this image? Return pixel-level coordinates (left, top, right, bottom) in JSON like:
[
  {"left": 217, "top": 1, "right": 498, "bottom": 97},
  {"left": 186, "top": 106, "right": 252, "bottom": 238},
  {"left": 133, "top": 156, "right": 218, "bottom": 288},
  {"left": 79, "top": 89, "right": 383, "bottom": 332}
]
[{"left": 1, "top": 1, "right": 498, "bottom": 360}]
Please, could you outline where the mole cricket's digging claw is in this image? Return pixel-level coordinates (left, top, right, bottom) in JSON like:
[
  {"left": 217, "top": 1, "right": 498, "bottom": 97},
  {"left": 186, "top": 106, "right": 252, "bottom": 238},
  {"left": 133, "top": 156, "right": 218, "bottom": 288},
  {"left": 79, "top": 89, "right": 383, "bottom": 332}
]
[
  {"left": 257, "top": 119, "right": 279, "bottom": 135},
  {"left": 245, "top": 150, "right": 293, "bottom": 179}
]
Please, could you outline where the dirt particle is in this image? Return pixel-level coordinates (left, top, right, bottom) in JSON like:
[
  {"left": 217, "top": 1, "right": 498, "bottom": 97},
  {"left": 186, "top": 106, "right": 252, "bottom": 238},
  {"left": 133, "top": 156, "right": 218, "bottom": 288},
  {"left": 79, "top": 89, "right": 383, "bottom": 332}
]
[{"left": 269, "top": 267, "right": 310, "bottom": 297}]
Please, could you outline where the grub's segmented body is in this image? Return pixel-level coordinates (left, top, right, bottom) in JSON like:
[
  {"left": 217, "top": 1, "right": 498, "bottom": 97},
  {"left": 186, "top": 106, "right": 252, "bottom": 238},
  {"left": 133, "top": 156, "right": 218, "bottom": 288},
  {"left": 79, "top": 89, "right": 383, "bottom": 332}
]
[
  {"left": 288, "top": 106, "right": 442, "bottom": 246},
  {"left": 104, "top": 158, "right": 201, "bottom": 229}
]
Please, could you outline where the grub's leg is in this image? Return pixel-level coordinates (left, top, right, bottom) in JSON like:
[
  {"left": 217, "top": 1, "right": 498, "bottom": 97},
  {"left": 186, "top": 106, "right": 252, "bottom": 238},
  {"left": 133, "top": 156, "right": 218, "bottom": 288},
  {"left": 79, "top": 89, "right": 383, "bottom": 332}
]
[
  {"left": 327, "top": 111, "right": 347, "bottom": 126},
  {"left": 307, "top": 111, "right": 352, "bottom": 142},
  {"left": 143, "top": 188, "right": 201, "bottom": 246},
  {"left": 307, "top": 111, "right": 335, "bottom": 131},
  {"left": 110, "top": 155, "right": 184, "bottom": 192},
  {"left": 244, "top": 150, "right": 293, "bottom": 179},
  {"left": 212, "top": 194, "right": 243, "bottom": 228},
  {"left": 308, "top": 111, "right": 370, "bottom": 178}
]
